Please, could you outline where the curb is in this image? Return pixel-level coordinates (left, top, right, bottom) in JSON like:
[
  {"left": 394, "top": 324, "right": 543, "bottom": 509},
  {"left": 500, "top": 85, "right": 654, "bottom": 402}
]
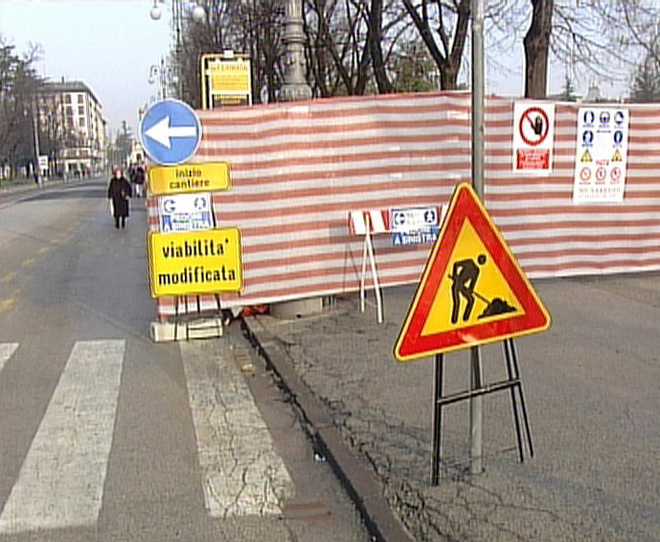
[{"left": 240, "top": 316, "right": 415, "bottom": 542}]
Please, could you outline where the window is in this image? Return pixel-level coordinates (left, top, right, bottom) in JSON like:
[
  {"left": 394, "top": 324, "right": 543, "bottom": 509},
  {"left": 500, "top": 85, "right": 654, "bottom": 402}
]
[
  {"left": 64, "top": 94, "right": 71, "bottom": 104},
  {"left": 78, "top": 105, "right": 84, "bottom": 115},
  {"left": 79, "top": 118, "right": 85, "bottom": 127},
  {"left": 78, "top": 94, "right": 84, "bottom": 103}
]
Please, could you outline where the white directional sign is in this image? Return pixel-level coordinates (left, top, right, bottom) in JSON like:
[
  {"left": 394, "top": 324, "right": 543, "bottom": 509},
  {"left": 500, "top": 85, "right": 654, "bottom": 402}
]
[
  {"left": 390, "top": 206, "right": 446, "bottom": 246},
  {"left": 145, "top": 117, "right": 198, "bottom": 149},
  {"left": 139, "top": 99, "right": 202, "bottom": 166}
]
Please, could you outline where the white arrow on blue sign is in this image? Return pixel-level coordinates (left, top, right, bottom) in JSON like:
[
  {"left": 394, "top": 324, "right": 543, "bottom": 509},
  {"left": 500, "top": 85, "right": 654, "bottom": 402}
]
[{"left": 139, "top": 99, "right": 202, "bottom": 166}]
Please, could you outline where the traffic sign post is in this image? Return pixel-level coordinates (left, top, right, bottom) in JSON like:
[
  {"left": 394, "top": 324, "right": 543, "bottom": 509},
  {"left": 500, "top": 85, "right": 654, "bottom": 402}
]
[
  {"left": 141, "top": 102, "right": 242, "bottom": 342},
  {"left": 139, "top": 99, "right": 202, "bottom": 166},
  {"left": 394, "top": 183, "right": 551, "bottom": 483}
]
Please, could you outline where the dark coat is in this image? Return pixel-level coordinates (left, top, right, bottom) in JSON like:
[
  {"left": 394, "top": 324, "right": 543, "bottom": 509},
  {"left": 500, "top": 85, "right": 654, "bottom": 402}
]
[{"left": 108, "top": 176, "right": 132, "bottom": 218}]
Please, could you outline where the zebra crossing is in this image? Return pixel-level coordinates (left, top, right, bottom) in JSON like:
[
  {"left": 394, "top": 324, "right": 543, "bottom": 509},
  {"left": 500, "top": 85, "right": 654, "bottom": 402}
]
[{"left": 0, "top": 339, "right": 294, "bottom": 535}]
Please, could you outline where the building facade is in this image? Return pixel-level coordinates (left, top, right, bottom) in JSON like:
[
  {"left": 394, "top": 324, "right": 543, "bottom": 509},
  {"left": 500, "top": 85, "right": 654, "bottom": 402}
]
[{"left": 37, "top": 80, "right": 107, "bottom": 178}]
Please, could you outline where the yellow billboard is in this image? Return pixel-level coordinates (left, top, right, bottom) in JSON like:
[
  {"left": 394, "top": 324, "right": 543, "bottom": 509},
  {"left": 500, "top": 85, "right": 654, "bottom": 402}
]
[
  {"left": 148, "top": 228, "right": 242, "bottom": 298},
  {"left": 148, "top": 162, "right": 231, "bottom": 196},
  {"left": 201, "top": 53, "right": 252, "bottom": 109}
]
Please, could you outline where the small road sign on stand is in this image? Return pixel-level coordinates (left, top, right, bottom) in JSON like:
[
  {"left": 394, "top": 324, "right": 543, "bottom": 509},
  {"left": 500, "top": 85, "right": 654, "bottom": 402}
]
[
  {"left": 139, "top": 99, "right": 202, "bottom": 166},
  {"left": 394, "top": 183, "right": 551, "bottom": 362}
]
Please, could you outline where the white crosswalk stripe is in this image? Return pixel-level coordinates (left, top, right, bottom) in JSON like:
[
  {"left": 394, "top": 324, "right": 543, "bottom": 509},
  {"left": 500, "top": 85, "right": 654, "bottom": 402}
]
[
  {"left": 0, "top": 340, "right": 125, "bottom": 534},
  {"left": 180, "top": 340, "right": 295, "bottom": 517},
  {"left": 0, "top": 338, "right": 295, "bottom": 534},
  {"left": 0, "top": 343, "right": 18, "bottom": 373}
]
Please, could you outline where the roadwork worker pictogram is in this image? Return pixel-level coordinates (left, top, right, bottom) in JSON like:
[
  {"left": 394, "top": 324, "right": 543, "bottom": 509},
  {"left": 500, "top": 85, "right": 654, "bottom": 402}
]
[
  {"left": 450, "top": 254, "right": 517, "bottom": 324},
  {"left": 450, "top": 255, "right": 487, "bottom": 323}
]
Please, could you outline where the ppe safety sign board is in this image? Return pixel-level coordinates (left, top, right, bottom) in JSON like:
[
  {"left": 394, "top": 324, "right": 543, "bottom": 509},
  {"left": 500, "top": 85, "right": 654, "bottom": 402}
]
[{"left": 573, "top": 107, "right": 629, "bottom": 203}]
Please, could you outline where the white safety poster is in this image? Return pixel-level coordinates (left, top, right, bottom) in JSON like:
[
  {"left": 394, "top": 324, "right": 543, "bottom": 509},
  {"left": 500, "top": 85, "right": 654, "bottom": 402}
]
[
  {"left": 513, "top": 102, "right": 555, "bottom": 174},
  {"left": 573, "top": 107, "right": 629, "bottom": 203},
  {"left": 159, "top": 192, "right": 214, "bottom": 233}
]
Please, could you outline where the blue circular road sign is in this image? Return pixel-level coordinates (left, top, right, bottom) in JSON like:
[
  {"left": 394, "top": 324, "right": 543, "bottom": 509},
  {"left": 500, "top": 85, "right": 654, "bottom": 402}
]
[{"left": 139, "top": 99, "right": 202, "bottom": 166}]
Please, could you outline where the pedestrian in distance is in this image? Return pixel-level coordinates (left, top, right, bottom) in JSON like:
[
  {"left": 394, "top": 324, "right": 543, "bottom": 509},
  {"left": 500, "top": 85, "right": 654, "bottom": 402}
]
[
  {"left": 130, "top": 162, "right": 146, "bottom": 198},
  {"left": 107, "top": 166, "right": 132, "bottom": 229}
]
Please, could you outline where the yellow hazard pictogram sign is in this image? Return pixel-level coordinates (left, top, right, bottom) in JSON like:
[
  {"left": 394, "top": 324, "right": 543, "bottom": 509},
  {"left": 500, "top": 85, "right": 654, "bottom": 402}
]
[
  {"left": 394, "top": 183, "right": 551, "bottom": 362},
  {"left": 581, "top": 150, "right": 592, "bottom": 163}
]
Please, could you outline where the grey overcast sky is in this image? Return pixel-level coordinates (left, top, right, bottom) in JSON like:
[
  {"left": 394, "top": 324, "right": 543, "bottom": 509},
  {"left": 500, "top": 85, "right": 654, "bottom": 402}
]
[
  {"left": 0, "top": 1, "right": 629, "bottom": 138},
  {"left": 0, "top": 0, "right": 173, "bottom": 135}
]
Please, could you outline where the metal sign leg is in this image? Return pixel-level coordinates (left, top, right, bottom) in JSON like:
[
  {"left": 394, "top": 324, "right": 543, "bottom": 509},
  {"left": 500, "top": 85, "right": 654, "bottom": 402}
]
[
  {"left": 508, "top": 339, "right": 534, "bottom": 458},
  {"left": 431, "top": 353, "right": 444, "bottom": 486},
  {"left": 503, "top": 339, "right": 525, "bottom": 461}
]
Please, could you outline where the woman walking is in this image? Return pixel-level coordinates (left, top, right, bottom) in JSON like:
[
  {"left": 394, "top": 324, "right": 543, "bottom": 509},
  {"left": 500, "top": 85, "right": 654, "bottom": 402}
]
[{"left": 108, "top": 167, "right": 132, "bottom": 229}]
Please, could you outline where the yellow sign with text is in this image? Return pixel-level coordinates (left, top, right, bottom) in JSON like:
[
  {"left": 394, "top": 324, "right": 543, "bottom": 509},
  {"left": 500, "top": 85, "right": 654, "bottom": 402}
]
[
  {"left": 148, "top": 162, "right": 231, "bottom": 196},
  {"left": 148, "top": 228, "right": 242, "bottom": 298},
  {"left": 210, "top": 59, "right": 251, "bottom": 95}
]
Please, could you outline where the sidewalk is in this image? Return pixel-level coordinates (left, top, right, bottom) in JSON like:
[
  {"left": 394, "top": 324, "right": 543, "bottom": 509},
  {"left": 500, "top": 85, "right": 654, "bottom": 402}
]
[
  {"left": 0, "top": 176, "right": 69, "bottom": 197},
  {"left": 243, "top": 276, "right": 660, "bottom": 541}
]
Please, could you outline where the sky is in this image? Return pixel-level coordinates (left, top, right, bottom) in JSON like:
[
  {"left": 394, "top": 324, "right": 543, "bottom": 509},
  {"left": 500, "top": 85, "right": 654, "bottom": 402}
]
[
  {"left": 0, "top": 0, "right": 173, "bottom": 136},
  {"left": 0, "top": 1, "right": 629, "bottom": 138}
]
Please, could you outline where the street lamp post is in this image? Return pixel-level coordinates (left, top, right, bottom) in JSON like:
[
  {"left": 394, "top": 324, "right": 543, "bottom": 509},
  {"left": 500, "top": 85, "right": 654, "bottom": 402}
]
[
  {"left": 279, "top": 0, "right": 312, "bottom": 102},
  {"left": 149, "top": 0, "right": 206, "bottom": 100},
  {"left": 148, "top": 57, "right": 174, "bottom": 100}
]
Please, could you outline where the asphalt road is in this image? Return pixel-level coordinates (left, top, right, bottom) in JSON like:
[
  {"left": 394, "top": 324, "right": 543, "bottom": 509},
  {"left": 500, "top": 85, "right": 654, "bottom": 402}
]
[
  {"left": 0, "top": 177, "right": 369, "bottom": 542},
  {"left": 246, "top": 270, "right": 660, "bottom": 541}
]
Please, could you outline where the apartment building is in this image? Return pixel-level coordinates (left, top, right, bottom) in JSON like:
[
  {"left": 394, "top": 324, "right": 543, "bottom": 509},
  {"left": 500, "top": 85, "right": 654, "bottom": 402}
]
[{"left": 37, "top": 80, "right": 107, "bottom": 177}]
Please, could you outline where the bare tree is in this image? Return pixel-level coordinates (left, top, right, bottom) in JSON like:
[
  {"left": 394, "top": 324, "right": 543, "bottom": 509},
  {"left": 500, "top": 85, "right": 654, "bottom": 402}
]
[
  {"left": 400, "top": 0, "right": 471, "bottom": 91},
  {"left": 306, "top": 0, "right": 395, "bottom": 96},
  {"left": 172, "top": 0, "right": 284, "bottom": 106},
  {"left": 629, "top": 49, "right": 660, "bottom": 102},
  {"left": 0, "top": 41, "right": 42, "bottom": 177}
]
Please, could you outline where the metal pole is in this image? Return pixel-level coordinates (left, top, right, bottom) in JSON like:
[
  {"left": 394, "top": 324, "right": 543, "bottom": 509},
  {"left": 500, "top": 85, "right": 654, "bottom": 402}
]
[
  {"left": 469, "top": 0, "right": 486, "bottom": 475},
  {"left": 280, "top": 0, "right": 312, "bottom": 102},
  {"left": 32, "top": 96, "right": 41, "bottom": 185},
  {"left": 431, "top": 353, "right": 444, "bottom": 485}
]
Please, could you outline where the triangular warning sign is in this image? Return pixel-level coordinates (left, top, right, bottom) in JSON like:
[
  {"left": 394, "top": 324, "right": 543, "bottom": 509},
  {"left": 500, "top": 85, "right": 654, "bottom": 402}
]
[
  {"left": 612, "top": 149, "right": 622, "bottom": 162},
  {"left": 394, "top": 183, "right": 551, "bottom": 362},
  {"left": 581, "top": 150, "right": 592, "bottom": 162}
]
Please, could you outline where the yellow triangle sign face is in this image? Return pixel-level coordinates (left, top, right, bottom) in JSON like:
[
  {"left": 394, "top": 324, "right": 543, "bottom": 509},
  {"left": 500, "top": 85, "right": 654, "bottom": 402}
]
[
  {"left": 394, "top": 183, "right": 551, "bottom": 362},
  {"left": 612, "top": 149, "right": 622, "bottom": 162},
  {"left": 581, "top": 150, "right": 592, "bottom": 162}
]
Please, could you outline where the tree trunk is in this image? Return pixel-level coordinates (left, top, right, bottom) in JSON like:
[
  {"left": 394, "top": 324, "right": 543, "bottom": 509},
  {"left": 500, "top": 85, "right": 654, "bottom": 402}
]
[
  {"left": 368, "top": 0, "right": 392, "bottom": 94},
  {"left": 524, "top": 0, "right": 554, "bottom": 98}
]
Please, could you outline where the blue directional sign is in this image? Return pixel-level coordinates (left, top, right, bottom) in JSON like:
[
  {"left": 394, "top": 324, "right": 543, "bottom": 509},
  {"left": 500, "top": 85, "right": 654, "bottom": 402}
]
[{"left": 139, "top": 99, "right": 202, "bottom": 166}]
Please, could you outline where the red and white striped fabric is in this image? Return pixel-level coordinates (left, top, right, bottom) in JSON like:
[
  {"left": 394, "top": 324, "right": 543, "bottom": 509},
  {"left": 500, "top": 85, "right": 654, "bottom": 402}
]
[
  {"left": 348, "top": 210, "right": 390, "bottom": 235},
  {"left": 147, "top": 92, "right": 660, "bottom": 317}
]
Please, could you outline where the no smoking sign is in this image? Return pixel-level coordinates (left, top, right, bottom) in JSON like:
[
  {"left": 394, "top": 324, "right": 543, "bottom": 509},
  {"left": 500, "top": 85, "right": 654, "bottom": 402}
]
[{"left": 513, "top": 102, "right": 555, "bottom": 174}]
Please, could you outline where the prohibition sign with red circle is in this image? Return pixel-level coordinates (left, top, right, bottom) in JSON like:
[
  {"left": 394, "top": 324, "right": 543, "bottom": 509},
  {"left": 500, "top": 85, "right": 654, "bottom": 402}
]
[
  {"left": 519, "top": 107, "right": 550, "bottom": 147},
  {"left": 580, "top": 167, "right": 591, "bottom": 182}
]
